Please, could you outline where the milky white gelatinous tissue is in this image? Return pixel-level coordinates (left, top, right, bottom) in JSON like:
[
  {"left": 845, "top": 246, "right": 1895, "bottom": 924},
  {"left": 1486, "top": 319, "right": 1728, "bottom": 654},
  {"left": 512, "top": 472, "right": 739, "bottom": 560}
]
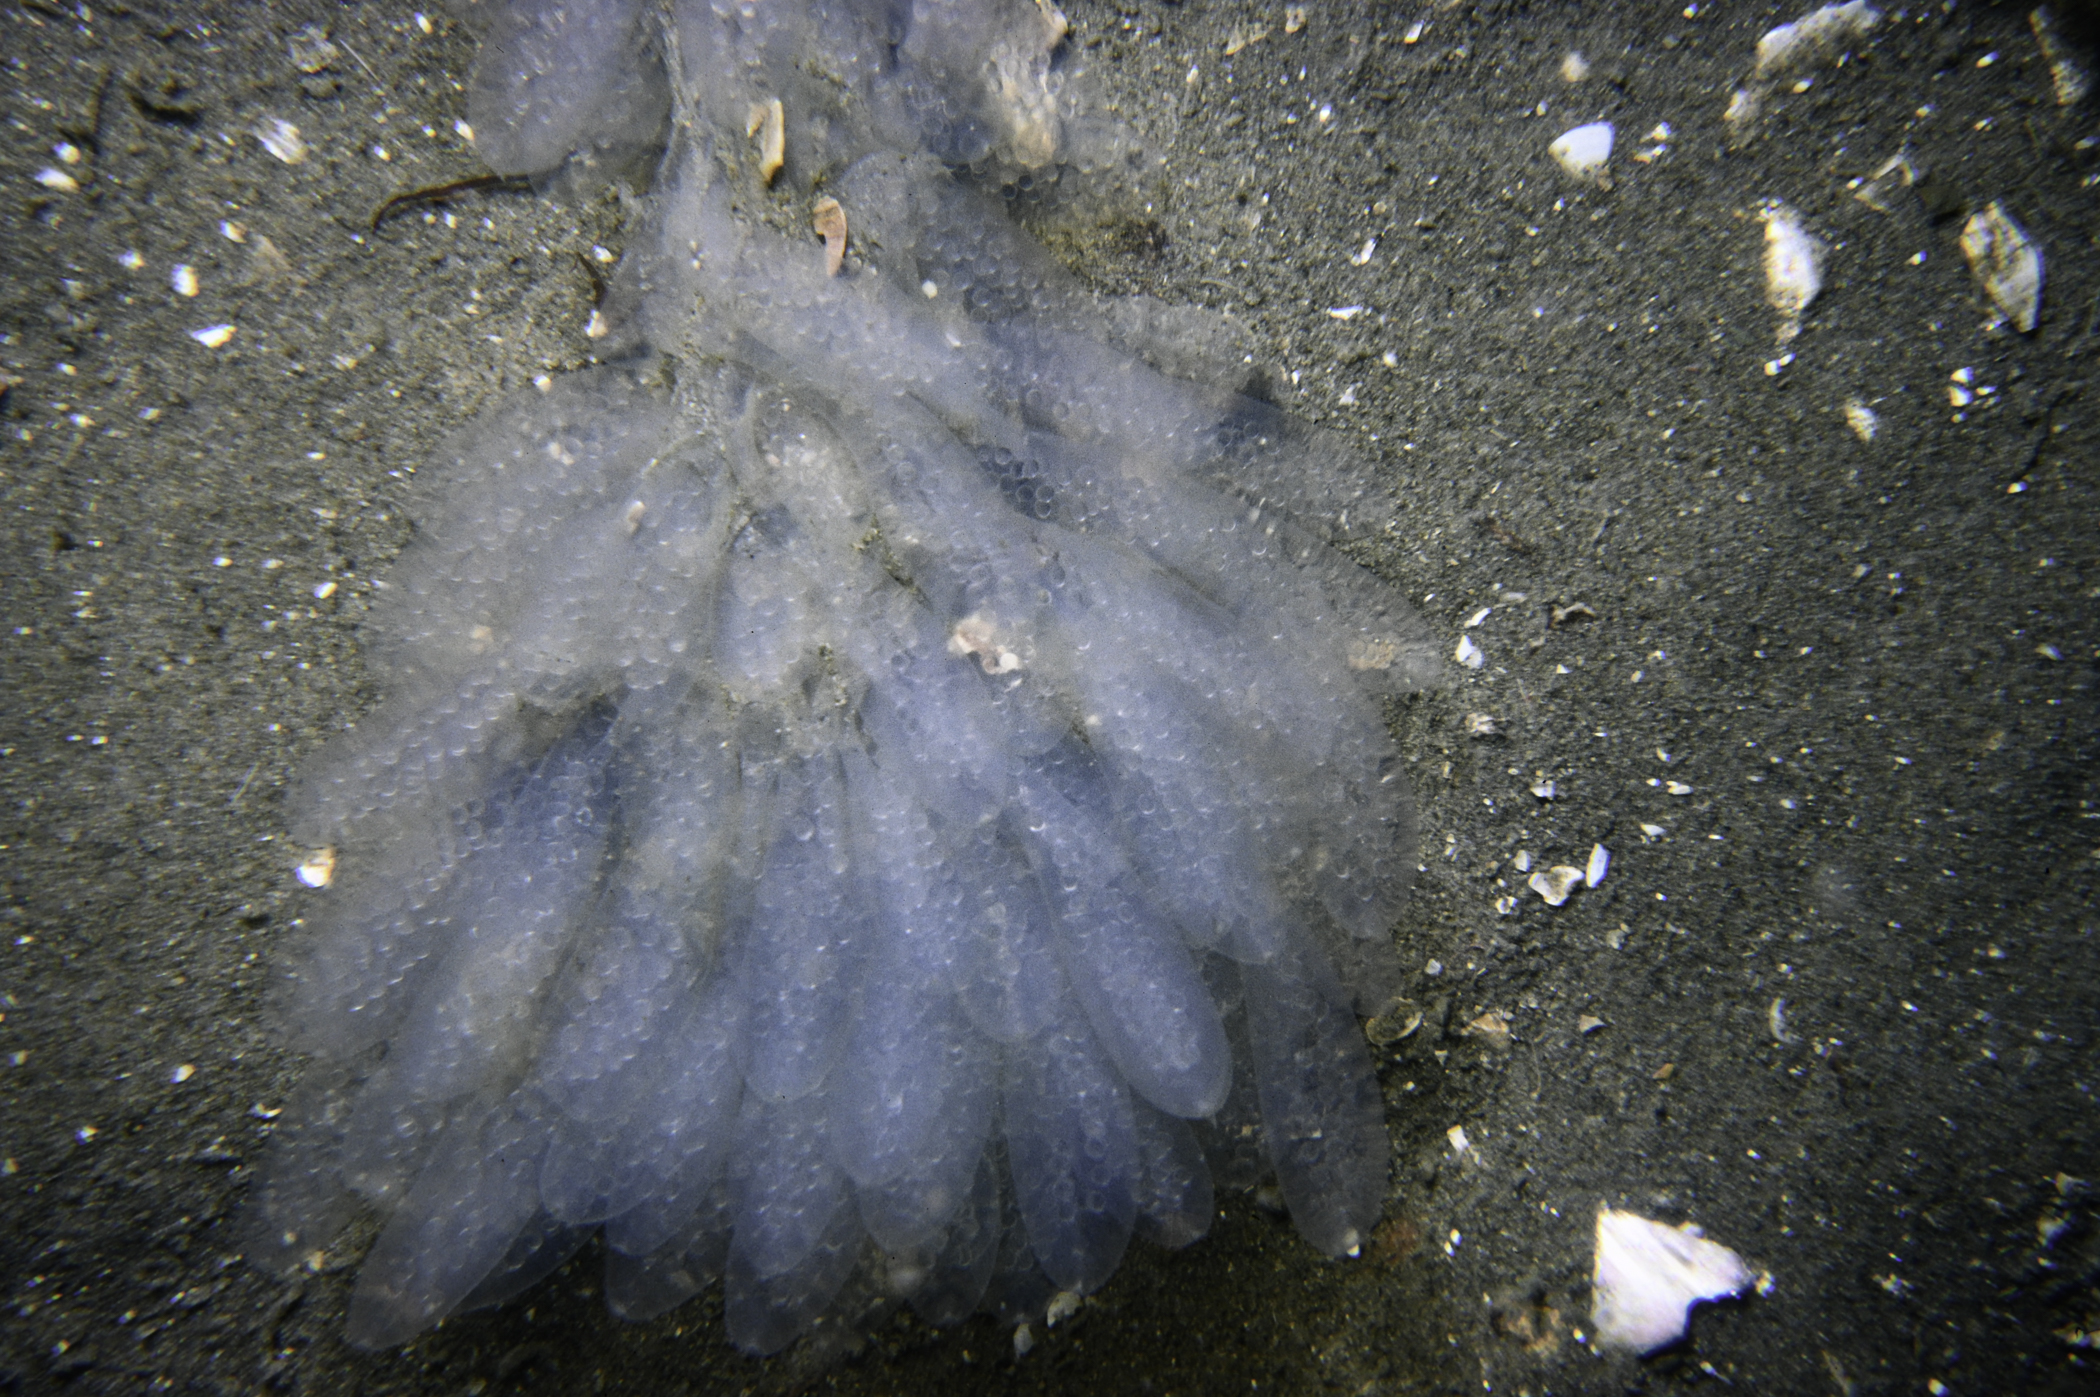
[
  {"left": 245, "top": 0, "right": 1443, "bottom": 1360},
  {"left": 1592, "top": 1208, "right": 1758, "bottom": 1353}
]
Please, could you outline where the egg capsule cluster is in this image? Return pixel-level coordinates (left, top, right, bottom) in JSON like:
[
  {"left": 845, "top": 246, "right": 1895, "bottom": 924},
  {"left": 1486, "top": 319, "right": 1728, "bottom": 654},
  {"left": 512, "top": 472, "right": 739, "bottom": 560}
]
[{"left": 247, "top": 0, "right": 1440, "bottom": 1355}]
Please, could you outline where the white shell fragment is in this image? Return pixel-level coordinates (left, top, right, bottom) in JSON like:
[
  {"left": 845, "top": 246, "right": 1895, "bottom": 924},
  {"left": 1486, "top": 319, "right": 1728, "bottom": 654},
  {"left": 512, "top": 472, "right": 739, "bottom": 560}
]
[
  {"left": 748, "top": 97, "right": 786, "bottom": 184},
  {"left": 1769, "top": 997, "right": 1792, "bottom": 1043},
  {"left": 1948, "top": 366, "right": 1976, "bottom": 409},
  {"left": 1759, "top": 202, "right": 1822, "bottom": 344},
  {"left": 296, "top": 847, "right": 337, "bottom": 889},
  {"left": 1585, "top": 843, "right": 1610, "bottom": 888},
  {"left": 189, "top": 324, "right": 237, "bottom": 348},
  {"left": 1959, "top": 202, "right": 2043, "bottom": 335},
  {"left": 2031, "top": 7, "right": 2091, "bottom": 107},
  {"left": 1592, "top": 1208, "right": 1758, "bottom": 1354},
  {"left": 1529, "top": 865, "right": 1585, "bottom": 906},
  {"left": 1454, "top": 634, "right": 1486, "bottom": 669},
  {"left": 1853, "top": 150, "right": 1917, "bottom": 214},
  {"left": 1548, "top": 122, "right": 1614, "bottom": 184},
  {"left": 289, "top": 23, "right": 341, "bottom": 74},
  {"left": 252, "top": 116, "right": 309, "bottom": 165},
  {"left": 1729, "top": 3, "right": 1880, "bottom": 137},
  {"left": 172, "top": 264, "right": 199, "bottom": 297},
  {"left": 1753, "top": 2, "right": 1881, "bottom": 81},
  {"left": 1843, "top": 397, "right": 1879, "bottom": 443},
  {"left": 1365, "top": 996, "right": 1424, "bottom": 1045}
]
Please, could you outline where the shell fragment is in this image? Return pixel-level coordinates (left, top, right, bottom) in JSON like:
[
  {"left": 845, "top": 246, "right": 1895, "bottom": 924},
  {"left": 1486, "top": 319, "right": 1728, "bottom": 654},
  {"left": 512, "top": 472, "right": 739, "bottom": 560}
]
[
  {"left": 2031, "top": 7, "right": 2091, "bottom": 107},
  {"left": 1529, "top": 865, "right": 1585, "bottom": 906},
  {"left": 813, "top": 196, "right": 848, "bottom": 276},
  {"left": 1592, "top": 1209, "right": 1758, "bottom": 1354},
  {"left": 1548, "top": 122, "right": 1614, "bottom": 185},
  {"left": 1959, "top": 202, "right": 2042, "bottom": 335},
  {"left": 749, "top": 98, "right": 785, "bottom": 184},
  {"left": 1760, "top": 202, "right": 1822, "bottom": 344},
  {"left": 1753, "top": 2, "right": 1881, "bottom": 81}
]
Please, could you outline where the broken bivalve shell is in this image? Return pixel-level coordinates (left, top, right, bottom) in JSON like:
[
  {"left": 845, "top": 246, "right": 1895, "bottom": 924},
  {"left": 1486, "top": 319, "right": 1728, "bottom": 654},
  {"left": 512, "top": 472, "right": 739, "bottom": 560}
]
[
  {"left": 1592, "top": 1209, "right": 1759, "bottom": 1354},
  {"left": 1529, "top": 865, "right": 1585, "bottom": 906},
  {"left": 812, "top": 196, "right": 848, "bottom": 276},
  {"left": 749, "top": 97, "right": 786, "bottom": 184},
  {"left": 1365, "top": 996, "right": 1425, "bottom": 1046},
  {"left": 296, "top": 847, "right": 337, "bottom": 889},
  {"left": 2031, "top": 7, "right": 2091, "bottom": 107},
  {"left": 1548, "top": 121, "right": 1614, "bottom": 185},
  {"left": 1753, "top": 1, "right": 1881, "bottom": 81},
  {"left": 1843, "top": 397, "right": 1879, "bottom": 442},
  {"left": 1852, "top": 150, "right": 1918, "bottom": 214},
  {"left": 1760, "top": 201, "right": 1823, "bottom": 343},
  {"left": 1959, "top": 201, "right": 2042, "bottom": 334}
]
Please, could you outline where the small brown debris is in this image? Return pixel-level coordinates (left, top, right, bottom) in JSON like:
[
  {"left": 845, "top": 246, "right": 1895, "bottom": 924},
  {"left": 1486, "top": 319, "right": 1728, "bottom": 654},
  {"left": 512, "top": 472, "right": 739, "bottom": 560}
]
[
  {"left": 238, "top": 235, "right": 295, "bottom": 289},
  {"left": 1345, "top": 635, "right": 1400, "bottom": 672},
  {"left": 370, "top": 173, "right": 531, "bottom": 231},
  {"left": 1369, "top": 1215, "right": 1422, "bottom": 1267},
  {"left": 1490, "top": 1288, "right": 1565, "bottom": 1355},
  {"left": 1550, "top": 602, "right": 1597, "bottom": 627},
  {"left": 1577, "top": 1014, "right": 1607, "bottom": 1035},
  {"left": 813, "top": 196, "right": 847, "bottom": 276},
  {"left": 1652, "top": 1062, "right": 1675, "bottom": 1082},
  {"left": 1284, "top": 6, "right": 1307, "bottom": 34},
  {"left": 1477, "top": 515, "right": 1534, "bottom": 554},
  {"left": 1463, "top": 712, "right": 1501, "bottom": 738},
  {"left": 1463, "top": 1010, "right": 1512, "bottom": 1045}
]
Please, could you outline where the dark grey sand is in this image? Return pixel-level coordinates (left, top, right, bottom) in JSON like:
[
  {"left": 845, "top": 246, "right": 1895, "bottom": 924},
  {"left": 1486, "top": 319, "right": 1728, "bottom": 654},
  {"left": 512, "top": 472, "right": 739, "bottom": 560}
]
[{"left": 2, "top": 2, "right": 2094, "bottom": 1393}]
